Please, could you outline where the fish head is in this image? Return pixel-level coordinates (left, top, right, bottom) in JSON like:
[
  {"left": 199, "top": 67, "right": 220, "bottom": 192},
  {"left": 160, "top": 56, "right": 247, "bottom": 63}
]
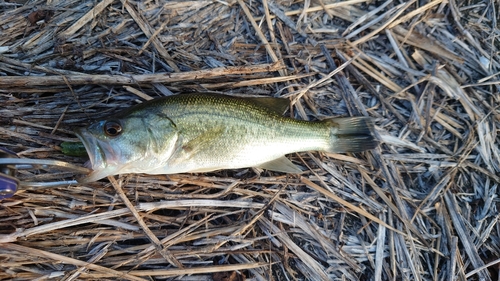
[{"left": 75, "top": 114, "right": 179, "bottom": 183}]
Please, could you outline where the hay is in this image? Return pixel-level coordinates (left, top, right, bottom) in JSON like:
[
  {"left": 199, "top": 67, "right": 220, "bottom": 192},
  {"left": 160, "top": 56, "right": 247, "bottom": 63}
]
[{"left": 0, "top": 0, "right": 499, "bottom": 280}]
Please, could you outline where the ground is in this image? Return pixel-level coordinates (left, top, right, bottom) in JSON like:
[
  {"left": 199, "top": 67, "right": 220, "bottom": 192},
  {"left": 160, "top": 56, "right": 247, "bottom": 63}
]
[{"left": 0, "top": 0, "right": 499, "bottom": 280}]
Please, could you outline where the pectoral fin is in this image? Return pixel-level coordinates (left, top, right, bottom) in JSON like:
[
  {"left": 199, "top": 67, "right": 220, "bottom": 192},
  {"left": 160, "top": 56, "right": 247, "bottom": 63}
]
[
  {"left": 176, "top": 127, "right": 225, "bottom": 159},
  {"left": 256, "top": 156, "right": 302, "bottom": 173}
]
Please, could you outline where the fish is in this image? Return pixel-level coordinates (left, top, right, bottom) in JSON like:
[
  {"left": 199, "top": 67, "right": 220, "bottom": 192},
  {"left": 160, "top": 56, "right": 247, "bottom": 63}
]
[{"left": 74, "top": 93, "right": 378, "bottom": 182}]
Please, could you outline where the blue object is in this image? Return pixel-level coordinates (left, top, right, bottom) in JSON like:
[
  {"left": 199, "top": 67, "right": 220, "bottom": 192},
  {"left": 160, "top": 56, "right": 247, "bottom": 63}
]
[
  {"left": 0, "top": 148, "right": 19, "bottom": 199},
  {"left": 0, "top": 173, "right": 18, "bottom": 199},
  {"left": 0, "top": 147, "right": 87, "bottom": 198}
]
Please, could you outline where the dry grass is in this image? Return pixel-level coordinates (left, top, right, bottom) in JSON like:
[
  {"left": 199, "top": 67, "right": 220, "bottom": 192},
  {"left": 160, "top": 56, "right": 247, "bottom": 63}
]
[{"left": 0, "top": 0, "right": 499, "bottom": 280}]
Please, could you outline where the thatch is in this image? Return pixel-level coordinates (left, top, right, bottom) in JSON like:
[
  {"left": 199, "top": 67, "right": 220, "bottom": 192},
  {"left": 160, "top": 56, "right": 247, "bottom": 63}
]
[{"left": 0, "top": 0, "right": 499, "bottom": 280}]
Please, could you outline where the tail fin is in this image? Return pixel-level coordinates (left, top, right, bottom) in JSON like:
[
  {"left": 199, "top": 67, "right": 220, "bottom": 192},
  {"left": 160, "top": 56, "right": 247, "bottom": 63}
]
[{"left": 324, "top": 117, "right": 378, "bottom": 153}]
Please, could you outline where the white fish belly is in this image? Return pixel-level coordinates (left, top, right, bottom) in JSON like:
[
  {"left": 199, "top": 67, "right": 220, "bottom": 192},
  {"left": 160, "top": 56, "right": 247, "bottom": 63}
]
[{"left": 150, "top": 136, "right": 328, "bottom": 174}]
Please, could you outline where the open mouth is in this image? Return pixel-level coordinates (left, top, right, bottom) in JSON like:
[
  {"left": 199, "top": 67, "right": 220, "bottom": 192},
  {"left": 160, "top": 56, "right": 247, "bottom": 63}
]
[
  {"left": 74, "top": 127, "right": 106, "bottom": 171},
  {"left": 74, "top": 127, "right": 122, "bottom": 183}
]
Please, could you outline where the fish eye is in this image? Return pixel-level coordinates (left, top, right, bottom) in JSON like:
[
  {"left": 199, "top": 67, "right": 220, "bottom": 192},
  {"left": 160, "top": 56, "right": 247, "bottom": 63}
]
[{"left": 104, "top": 121, "right": 122, "bottom": 137}]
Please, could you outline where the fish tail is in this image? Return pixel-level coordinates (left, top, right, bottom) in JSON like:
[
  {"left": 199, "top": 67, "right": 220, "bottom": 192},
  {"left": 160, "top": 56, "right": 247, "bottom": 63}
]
[{"left": 324, "top": 117, "right": 378, "bottom": 153}]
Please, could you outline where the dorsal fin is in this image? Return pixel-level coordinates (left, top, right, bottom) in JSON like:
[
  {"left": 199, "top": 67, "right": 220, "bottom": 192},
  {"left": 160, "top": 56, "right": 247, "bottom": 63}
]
[{"left": 248, "top": 97, "right": 290, "bottom": 114}]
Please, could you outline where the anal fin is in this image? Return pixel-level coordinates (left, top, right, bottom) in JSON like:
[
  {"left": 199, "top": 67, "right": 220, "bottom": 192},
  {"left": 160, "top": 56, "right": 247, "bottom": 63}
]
[{"left": 256, "top": 156, "right": 302, "bottom": 173}]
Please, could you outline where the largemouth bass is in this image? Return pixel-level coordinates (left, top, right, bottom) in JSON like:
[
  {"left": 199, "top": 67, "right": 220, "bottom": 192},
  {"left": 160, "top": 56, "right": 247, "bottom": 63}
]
[{"left": 75, "top": 93, "right": 377, "bottom": 182}]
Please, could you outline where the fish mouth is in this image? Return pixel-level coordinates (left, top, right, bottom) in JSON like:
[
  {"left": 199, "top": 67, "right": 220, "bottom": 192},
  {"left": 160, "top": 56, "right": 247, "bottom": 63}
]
[
  {"left": 74, "top": 127, "right": 105, "bottom": 170},
  {"left": 74, "top": 127, "right": 114, "bottom": 182}
]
